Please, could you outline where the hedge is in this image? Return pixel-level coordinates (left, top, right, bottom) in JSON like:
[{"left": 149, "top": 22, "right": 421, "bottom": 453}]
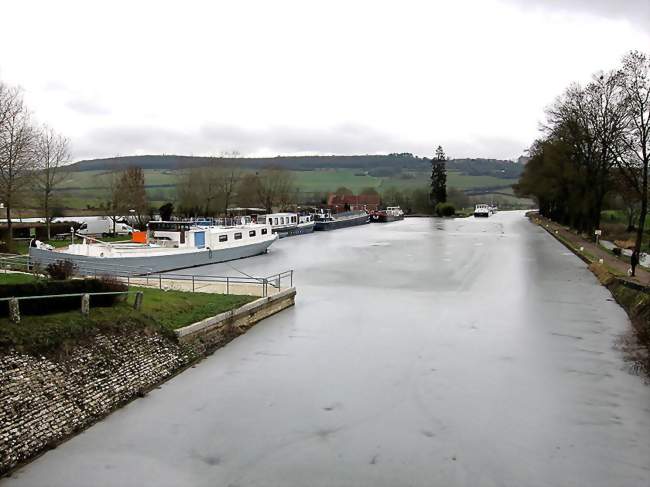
[{"left": 0, "top": 278, "right": 127, "bottom": 316}]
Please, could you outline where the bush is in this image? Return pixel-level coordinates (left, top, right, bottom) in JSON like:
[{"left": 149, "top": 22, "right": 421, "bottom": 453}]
[
  {"left": 46, "top": 260, "right": 77, "bottom": 280},
  {"left": 435, "top": 202, "right": 456, "bottom": 217},
  {"left": 0, "top": 278, "right": 128, "bottom": 316},
  {"left": 613, "top": 247, "right": 622, "bottom": 256}
]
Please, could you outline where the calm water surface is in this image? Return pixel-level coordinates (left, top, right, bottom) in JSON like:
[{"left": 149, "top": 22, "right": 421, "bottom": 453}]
[{"left": 4, "top": 212, "right": 649, "bottom": 487}]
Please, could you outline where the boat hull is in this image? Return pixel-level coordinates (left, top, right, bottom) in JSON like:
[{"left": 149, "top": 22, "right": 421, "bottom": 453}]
[
  {"left": 371, "top": 214, "right": 405, "bottom": 223},
  {"left": 29, "top": 238, "right": 276, "bottom": 275},
  {"left": 273, "top": 223, "right": 315, "bottom": 238},
  {"left": 314, "top": 214, "right": 369, "bottom": 231}
]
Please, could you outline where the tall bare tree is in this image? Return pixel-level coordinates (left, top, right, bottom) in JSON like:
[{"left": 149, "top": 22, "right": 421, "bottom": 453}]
[
  {"left": 104, "top": 170, "right": 123, "bottom": 234},
  {"left": 117, "top": 167, "right": 149, "bottom": 229},
  {"left": 256, "top": 167, "right": 295, "bottom": 213},
  {"left": 615, "top": 51, "right": 650, "bottom": 259},
  {"left": 0, "top": 83, "right": 36, "bottom": 249},
  {"left": 545, "top": 71, "right": 628, "bottom": 233},
  {"left": 33, "top": 125, "right": 70, "bottom": 239}
]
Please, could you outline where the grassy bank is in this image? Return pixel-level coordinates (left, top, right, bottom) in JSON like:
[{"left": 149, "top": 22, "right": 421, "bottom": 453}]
[{"left": 0, "top": 275, "right": 256, "bottom": 355}]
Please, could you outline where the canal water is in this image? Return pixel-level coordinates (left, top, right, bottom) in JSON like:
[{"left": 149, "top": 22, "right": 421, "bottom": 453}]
[{"left": 5, "top": 212, "right": 650, "bottom": 486}]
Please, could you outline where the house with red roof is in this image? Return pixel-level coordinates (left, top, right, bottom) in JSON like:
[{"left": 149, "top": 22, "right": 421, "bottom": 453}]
[{"left": 326, "top": 193, "right": 380, "bottom": 212}]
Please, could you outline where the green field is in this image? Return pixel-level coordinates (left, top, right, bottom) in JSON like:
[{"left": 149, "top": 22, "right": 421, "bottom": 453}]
[{"left": 51, "top": 168, "right": 517, "bottom": 209}]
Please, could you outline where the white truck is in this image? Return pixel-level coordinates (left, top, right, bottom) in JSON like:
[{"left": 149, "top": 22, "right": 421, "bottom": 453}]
[{"left": 56, "top": 216, "right": 135, "bottom": 236}]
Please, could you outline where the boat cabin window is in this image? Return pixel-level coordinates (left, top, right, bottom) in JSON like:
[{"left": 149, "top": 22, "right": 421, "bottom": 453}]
[
  {"left": 249, "top": 230, "right": 256, "bottom": 237},
  {"left": 262, "top": 228, "right": 268, "bottom": 235},
  {"left": 291, "top": 216, "right": 296, "bottom": 223},
  {"left": 219, "top": 235, "right": 228, "bottom": 242},
  {"left": 234, "top": 232, "right": 242, "bottom": 240},
  {"left": 274, "top": 218, "right": 278, "bottom": 225}
]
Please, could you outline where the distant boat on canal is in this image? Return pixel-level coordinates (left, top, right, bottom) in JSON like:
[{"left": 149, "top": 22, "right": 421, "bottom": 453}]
[
  {"left": 474, "top": 204, "right": 493, "bottom": 217},
  {"left": 370, "top": 206, "right": 404, "bottom": 223},
  {"left": 313, "top": 209, "right": 370, "bottom": 231},
  {"left": 256, "top": 212, "right": 315, "bottom": 238}
]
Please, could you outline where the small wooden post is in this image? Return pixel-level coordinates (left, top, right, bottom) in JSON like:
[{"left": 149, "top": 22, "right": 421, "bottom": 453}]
[
  {"left": 81, "top": 294, "right": 90, "bottom": 316},
  {"left": 226, "top": 277, "right": 230, "bottom": 294},
  {"left": 9, "top": 298, "right": 20, "bottom": 324},
  {"left": 133, "top": 291, "right": 144, "bottom": 310}
]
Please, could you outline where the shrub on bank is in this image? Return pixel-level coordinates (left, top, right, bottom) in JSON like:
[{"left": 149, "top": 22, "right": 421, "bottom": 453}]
[
  {"left": 0, "top": 278, "right": 127, "bottom": 316},
  {"left": 435, "top": 202, "right": 456, "bottom": 217}
]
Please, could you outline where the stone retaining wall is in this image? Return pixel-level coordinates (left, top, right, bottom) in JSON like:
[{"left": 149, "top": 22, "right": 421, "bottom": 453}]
[{"left": 0, "top": 287, "right": 296, "bottom": 476}]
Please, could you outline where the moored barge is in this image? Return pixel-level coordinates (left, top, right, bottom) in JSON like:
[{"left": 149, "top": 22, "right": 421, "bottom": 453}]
[
  {"left": 29, "top": 219, "right": 278, "bottom": 274},
  {"left": 313, "top": 209, "right": 369, "bottom": 231},
  {"left": 371, "top": 206, "right": 405, "bottom": 223}
]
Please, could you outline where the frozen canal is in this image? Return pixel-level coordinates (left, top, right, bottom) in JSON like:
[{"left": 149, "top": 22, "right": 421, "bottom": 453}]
[{"left": 5, "top": 211, "right": 650, "bottom": 487}]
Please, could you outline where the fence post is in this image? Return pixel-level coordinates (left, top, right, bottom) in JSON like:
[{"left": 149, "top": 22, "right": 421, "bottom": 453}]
[
  {"left": 127, "top": 275, "right": 130, "bottom": 288},
  {"left": 134, "top": 291, "right": 144, "bottom": 310},
  {"left": 192, "top": 275, "right": 195, "bottom": 292},
  {"left": 291, "top": 270, "right": 293, "bottom": 288},
  {"left": 159, "top": 274, "right": 162, "bottom": 289},
  {"left": 8, "top": 298, "right": 20, "bottom": 324},
  {"left": 81, "top": 294, "right": 90, "bottom": 316},
  {"left": 226, "top": 277, "right": 230, "bottom": 294},
  {"left": 263, "top": 279, "right": 267, "bottom": 297}
]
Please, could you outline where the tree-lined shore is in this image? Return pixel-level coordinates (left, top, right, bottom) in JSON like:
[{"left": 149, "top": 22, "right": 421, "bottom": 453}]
[{"left": 515, "top": 50, "right": 649, "bottom": 261}]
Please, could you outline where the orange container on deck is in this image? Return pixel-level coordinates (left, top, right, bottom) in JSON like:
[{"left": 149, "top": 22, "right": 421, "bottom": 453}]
[{"left": 131, "top": 231, "right": 147, "bottom": 243}]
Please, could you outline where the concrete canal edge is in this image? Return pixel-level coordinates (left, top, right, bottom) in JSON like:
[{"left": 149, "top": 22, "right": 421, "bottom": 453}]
[
  {"left": 530, "top": 216, "right": 650, "bottom": 375},
  {"left": 0, "top": 288, "right": 296, "bottom": 477},
  {"left": 175, "top": 287, "right": 297, "bottom": 351}
]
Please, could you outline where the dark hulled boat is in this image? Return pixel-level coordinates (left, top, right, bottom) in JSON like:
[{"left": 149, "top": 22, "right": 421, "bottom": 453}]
[
  {"left": 370, "top": 206, "right": 405, "bottom": 223},
  {"left": 313, "top": 209, "right": 369, "bottom": 231}
]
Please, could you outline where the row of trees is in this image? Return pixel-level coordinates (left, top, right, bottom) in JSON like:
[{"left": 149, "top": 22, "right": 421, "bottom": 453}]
[
  {"left": 177, "top": 165, "right": 296, "bottom": 216},
  {"left": 0, "top": 81, "right": 70, "bottom": 244},
  {"left": 516, "top": 50, "right": 649, "bottom": 256}
]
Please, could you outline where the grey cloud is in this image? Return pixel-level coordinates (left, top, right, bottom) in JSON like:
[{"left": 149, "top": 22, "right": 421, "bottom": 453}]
[
  {"left": 71, "top": 123, "right": 526, "bottom": 161},
  {"left": 502, "top": 0, "right": 650, "bottom": 32},
  {"left": 65, "top": 97, "right": 110, "bottom": 116}
]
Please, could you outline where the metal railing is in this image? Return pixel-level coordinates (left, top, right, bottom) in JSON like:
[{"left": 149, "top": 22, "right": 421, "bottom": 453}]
[{"left": 1, "top": 253, "right": 294, "bottom": 298}]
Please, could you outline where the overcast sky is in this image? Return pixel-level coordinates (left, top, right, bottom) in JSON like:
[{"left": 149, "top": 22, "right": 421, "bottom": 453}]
[{"left": 0, "top": 0, "right": 648, "bottom": 161}]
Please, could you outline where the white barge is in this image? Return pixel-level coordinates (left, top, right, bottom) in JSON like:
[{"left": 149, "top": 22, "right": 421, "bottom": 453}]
[
  {"left": 29, "top": 219, "right": 278, "bottom": 275},
  {"left": 256, "top": 212, "right": 315, "bottom": 237}
]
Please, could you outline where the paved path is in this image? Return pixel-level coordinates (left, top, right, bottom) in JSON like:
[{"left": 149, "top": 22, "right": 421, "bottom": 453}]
[
  {"left": 531, "top": 214, "right": 650, "bottom": 285},
  {"left": 4, "top": 212, "right": 649, "bottom": 487}
]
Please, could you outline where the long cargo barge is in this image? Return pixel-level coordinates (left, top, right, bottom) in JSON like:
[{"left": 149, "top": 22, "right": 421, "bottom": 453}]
[{"left": 313, "top": 210, "right": 369, "bottom": 231}]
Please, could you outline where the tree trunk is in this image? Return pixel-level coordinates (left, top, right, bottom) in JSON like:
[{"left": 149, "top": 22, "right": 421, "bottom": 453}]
[
  {"left": 634, "top": 163, "right": 648, "bottom": 258},
  {"left": 5, "top": 205, "right": 12, "bottom": 252},
  {"left": 44, "top": 194, "right": 50, "bottom": 240}
]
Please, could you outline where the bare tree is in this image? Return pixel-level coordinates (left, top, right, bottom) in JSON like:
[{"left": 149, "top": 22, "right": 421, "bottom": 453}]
[
  {"left": 615, "top": 51, "right": 650, "bottom": 260},
  {"left": 0, "top": 83, "right": 36, "bottom": 249},
  {"left": 545, "top": 71, "right": 628, "bottom": 233},
  {"left": 33, "top": 125, "right": 70, "bottom": 239},
  {"left": 117, "top": 167, "right": 149, "bottom": 229},
  {"left": 218, "top": 166, "right": 241, "bottom": 215},
  {"left": 255, "top": 167, "right": 295, "bottom": 213},
  {"left": 103, "top": 170, "right": 123, "bottom": 234}
]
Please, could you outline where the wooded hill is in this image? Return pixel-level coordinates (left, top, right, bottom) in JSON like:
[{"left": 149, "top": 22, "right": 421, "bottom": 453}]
[{"left": 68, "top": 154, "right": 524, "bottom": 179}]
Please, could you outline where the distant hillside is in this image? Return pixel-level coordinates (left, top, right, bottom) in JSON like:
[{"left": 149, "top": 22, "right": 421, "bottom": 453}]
[{"left": 68, "top": 153, "right": 523, "bottom": 179}]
